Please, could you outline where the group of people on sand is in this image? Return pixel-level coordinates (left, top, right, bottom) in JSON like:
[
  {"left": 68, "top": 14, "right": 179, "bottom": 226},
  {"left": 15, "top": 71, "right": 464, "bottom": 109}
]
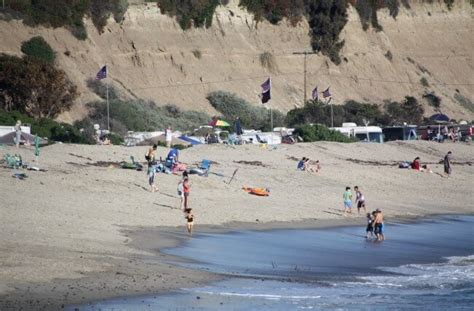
[
  {"left": 342, "top": 186, "right": 385, "bottom": 241},
  {"left": 145, "top": 143, "right": 194, "bottom": 235},
  {"left": 410, "top": 151, "right": 452, "bottom": 177},
  {"left": 297, "top": 157, "right": 321, "bottom": 173}
]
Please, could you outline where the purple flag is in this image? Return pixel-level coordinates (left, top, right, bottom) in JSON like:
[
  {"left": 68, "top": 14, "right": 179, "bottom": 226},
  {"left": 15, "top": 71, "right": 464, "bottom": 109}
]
[
  {"left": 95, "top": 65, "right": 107, "bottom": 80},
  {"left": 261, "top": 78, "right": 271, "bottom": 104},
  {"left": 312, "top": 86, "right": 318, "bottom": 101},
  {"left": 322, "top": 87, "right": 331, "bottom": 98}
]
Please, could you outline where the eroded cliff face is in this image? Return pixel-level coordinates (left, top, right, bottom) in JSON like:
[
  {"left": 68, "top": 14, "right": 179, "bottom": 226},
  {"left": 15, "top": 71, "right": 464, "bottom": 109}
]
[{"left": 1, "top": 0, "right": 472, "bottom": 122}]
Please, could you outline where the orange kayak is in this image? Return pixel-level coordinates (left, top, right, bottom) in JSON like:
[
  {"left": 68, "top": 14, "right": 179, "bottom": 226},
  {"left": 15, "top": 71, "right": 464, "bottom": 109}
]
[{"left": 243, "top": 187, "right": 270, "bottom": 196}]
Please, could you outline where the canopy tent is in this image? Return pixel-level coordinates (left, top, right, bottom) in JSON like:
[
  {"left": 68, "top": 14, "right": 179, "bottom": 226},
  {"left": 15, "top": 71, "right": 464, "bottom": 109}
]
[
  {"left": 178, "top": 135, "right": 202, "bottom": 145},
  {"left": 137, "top": 134, "right": 191, "bottom": 147},
  {"left": 0, "top": 131, "right": 48, "bottom": 146},
  {"left": 429, "top": 113, "right": 450, "bottom": 123}
]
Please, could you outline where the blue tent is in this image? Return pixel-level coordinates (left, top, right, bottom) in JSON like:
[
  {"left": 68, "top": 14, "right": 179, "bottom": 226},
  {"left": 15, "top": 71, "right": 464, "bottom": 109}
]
[
  {"left": 429, "top": 113, "right": 449, "bottom": 123},
  {"left": 179, "top": 135, "right": 202, "bottom": 145}
]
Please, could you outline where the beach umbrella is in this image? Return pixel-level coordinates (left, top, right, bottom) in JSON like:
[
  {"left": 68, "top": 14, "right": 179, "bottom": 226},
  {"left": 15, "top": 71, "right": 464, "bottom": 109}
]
[
  {"left": 209, "top": 119, "right": 230, "bottom": 127},
  {"left": 429, "top": 113, "right": 449, "bottom": 123}
]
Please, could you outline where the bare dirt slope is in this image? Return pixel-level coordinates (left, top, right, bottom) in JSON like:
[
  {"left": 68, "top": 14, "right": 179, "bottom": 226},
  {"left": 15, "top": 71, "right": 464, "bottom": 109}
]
[{"left": 0, "top": 0, "right": 472, "bottom": 122}]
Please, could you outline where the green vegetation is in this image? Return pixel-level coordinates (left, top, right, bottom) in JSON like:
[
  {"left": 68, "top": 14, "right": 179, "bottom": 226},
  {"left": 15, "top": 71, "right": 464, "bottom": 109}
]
[
  {"left": 454, "top": 93, "right": 474, "bottom": 113},
  {"left": 86, "top": 82, "right": 210, "bottom": 135},
  {"left": 3, "top": 0, "right": 128, "bottom": 39},
  {"left": 259, "top": 51, "right": 277, "bottom": 71},
  {"left": 157, "top": 0, "right": 220, "bottom": 29},
  {"left": 422, "top": 92, "right": 441, "bottom": 110},
  {"left": 286, "top": 100, "right": 390, "bottom": 127},
  {"left": 0, "top": 54, "right": 77, "bottom": 119},
  {"left": 286, "top": 97, "right": 425, "bottom": 127},
  {"left": 206, "top": 91, "right": 285, "bottom": 131},
  {"left": 21, "top": 36, "right": 56, "bottom": 64},
  {"left": 420, "top": 77, "right": 429, "bottom": 87},
  {"left": 192, "top": 49, "right": 202, "bottom": 59},
  {"left": 0, "top": 109, "right": 94, "bottom": 144},
  {"left": 294, "top": 123, "right": 355, "bottom": 143},
  {"left": 385, "top": 96, "right": 424, "bottom": 125}
]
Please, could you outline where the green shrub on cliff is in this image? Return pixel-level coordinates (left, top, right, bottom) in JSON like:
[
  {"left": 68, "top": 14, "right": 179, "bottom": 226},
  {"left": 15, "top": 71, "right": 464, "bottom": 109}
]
[
  {"left": 3, "top": 0, "right": 128, "bottom": 39},
  {"left": 158, "top": 0, "right": 220, "bottom": 29},
  {"left": 21, "top": 36, "right": 56, "bottom": 64}
]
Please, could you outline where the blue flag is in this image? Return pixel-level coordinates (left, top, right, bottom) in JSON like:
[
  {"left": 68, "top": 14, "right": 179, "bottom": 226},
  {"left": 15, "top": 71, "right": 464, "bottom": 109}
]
[
  {"left": 96, "top": 65, "right": 107, "bottom": 80},
  {"left": 261, "top": 78, "right": 271, "bottom": 104}
]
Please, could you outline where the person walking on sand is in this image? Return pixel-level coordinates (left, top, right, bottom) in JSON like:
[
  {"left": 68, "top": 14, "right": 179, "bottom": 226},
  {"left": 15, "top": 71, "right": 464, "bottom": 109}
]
[
  {"left": 184, "top": 208, "right": 194, "bottom": 236},
  {"left": 373, "top": 209, "right": 385, "bottom": 241},
  {"left": 165, "top": 126, "right": 172, "bottom": 148},
  {"left": 182, "top": 171, "right": 190, "bottom": 209},
  {"left": 14, "top": 120, "right": 22, "bottom": 148},
  {"left": 354, "top": 186, "right": 366, "bottom": 214},
  {"left": 343, "top": 187, "right": 353, "bottom": 215},
  {"left": 177, "top": 174, "right": 185, "bottom": 210},
  {"left": 444, "top": 151, "right": 452, "bottom": 177}
]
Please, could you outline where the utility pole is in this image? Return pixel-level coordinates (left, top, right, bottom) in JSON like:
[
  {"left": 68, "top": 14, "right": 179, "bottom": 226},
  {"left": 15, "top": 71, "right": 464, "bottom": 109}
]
[{"left": 293, "top": 51, "right": 317, "bottom": 106}]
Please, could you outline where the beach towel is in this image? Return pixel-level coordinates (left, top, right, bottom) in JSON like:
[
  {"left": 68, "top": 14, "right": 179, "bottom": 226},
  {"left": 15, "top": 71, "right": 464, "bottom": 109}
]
[{"left": 243, "top": 186, "right": 270, "bottom": 196}]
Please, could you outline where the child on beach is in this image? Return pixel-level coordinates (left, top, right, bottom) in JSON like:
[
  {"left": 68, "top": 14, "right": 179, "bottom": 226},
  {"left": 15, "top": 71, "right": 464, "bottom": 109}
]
[
  {"left": 184, "top": 208, "right": 194, "bottom": 236},
  {"left": 343, "top": 187, "right": 353, "bottom": 215},
  {"left": 366, "top": 213, "right": 374, "bottom": 239},
  {"left": 147, "top": 165, "right": 158, "bottom": 192},
  {"left": 354, "top": 186, "right": 366, "bottom": 214}
]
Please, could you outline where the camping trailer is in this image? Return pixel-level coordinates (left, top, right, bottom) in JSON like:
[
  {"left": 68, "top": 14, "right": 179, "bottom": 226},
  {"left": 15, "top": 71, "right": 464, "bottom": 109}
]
[
  {"left": 382, "top": 125, "right": 418, "bottom": 141},
  {"left": 331, "top": 123, "right": 384, "bottom": 143}
]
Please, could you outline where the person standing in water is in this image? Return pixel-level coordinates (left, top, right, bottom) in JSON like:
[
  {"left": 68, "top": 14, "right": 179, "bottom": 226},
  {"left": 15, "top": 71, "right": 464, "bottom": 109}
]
[
  {"left": 444, "top": 151, "right": 452, "bottom": 177},
  {"left": 373, "top": 209, "right": 385, "bottom": 241},
  {"left": 343, "top": 187, "right": 353, "bottom": 215},
  {"left": 184, "top": 208, "right": 194, "bottom": 236}
]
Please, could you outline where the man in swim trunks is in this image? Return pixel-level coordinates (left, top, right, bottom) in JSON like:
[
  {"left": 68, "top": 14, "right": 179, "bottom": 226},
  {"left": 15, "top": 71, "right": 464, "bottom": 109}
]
[
  {"left": 354, "top": 186, "right": 366, "bottom": 214},
  {"left": 343, "top": 187, "right": 353, "bottom": 215},
  {"left": 373, "top": 209, "right": 385, "bottom": 241}
]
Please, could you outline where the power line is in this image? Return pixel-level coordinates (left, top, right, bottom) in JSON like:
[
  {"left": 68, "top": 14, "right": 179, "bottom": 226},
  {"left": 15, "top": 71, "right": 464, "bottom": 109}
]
[{"left": 130, "top": 70, "right": 473, "bottom": 92}]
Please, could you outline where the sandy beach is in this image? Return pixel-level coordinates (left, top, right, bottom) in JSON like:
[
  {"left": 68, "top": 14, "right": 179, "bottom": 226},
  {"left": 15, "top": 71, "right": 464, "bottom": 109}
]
[{"left": 0, "top": 141, "right": 472, "bottom": 309}]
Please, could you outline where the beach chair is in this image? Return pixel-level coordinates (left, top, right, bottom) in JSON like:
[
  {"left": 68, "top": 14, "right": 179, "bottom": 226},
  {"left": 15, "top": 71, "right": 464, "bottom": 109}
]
[
  {"left": 256, "top": 135, "right": 267, "bottom": 144},
  {"left": 199, "top": 159, "right": 211, "bottom": 171}
]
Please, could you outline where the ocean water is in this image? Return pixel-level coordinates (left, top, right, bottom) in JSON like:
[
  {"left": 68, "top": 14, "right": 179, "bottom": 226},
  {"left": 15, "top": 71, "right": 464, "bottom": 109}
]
[{"left": 70, "top": 215, "right": 474, "bottom": 310}]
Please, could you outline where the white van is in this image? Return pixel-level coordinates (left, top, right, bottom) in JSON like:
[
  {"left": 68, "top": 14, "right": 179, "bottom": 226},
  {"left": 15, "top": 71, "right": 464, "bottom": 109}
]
[{"left": 331, "top": 123, "right": 384, "bottom": 143}]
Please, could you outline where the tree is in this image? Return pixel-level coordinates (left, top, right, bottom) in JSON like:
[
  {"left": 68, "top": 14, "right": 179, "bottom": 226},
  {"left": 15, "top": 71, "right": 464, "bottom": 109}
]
[
  {"left": 386, "top": 96, "right": 424, "bottom": 125},
  {"left": 0, "top": 54, "right": 78, "bottom": 119},
  {"left": 306, "top": 0, "right": 348, "bottom": 64}
]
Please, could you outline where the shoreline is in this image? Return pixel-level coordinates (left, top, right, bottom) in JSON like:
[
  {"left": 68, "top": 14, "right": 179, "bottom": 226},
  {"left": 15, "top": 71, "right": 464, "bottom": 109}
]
[
  {"left": 0, "top": 141, "right": 472, "bottom": 310},
  {"left": 2, "top": 212, "right": 473, "bottom": 310}
]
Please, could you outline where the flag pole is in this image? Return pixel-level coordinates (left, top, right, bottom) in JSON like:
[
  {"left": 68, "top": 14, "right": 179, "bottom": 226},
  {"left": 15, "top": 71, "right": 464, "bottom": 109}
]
[
  {"left": 329, "top": 98, "right": 334, "bottom": 128},
  {"left": 106, "top": 71, "right": 110, "bottom": 131}
]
